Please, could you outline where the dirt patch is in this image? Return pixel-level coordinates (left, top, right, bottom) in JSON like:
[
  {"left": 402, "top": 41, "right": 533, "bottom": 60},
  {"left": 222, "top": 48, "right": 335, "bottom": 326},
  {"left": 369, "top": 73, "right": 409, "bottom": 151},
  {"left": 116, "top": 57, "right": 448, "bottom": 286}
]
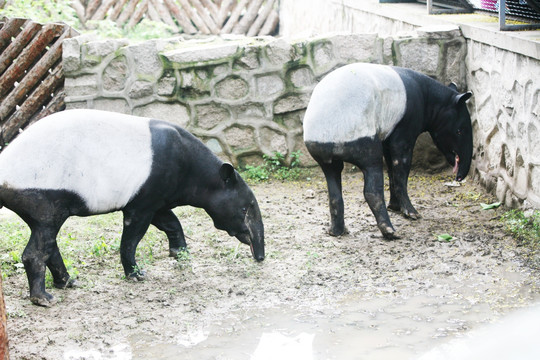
[{"left": 3, "top": 169, "right": 540, "bottom": 359}]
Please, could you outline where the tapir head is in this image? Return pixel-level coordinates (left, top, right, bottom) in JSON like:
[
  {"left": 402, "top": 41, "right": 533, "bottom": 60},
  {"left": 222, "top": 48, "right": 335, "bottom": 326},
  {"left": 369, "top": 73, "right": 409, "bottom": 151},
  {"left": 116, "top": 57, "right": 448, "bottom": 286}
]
[
  {"left": 430, "top": 85, "right": 473, "bottom": 182},
  {"left": 206, "top": 163, "right": 265, "bottom": 261}
]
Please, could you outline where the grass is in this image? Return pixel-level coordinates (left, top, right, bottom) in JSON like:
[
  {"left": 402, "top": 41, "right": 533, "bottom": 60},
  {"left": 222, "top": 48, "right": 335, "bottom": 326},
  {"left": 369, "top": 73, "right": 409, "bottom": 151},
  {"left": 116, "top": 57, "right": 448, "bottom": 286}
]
[
  {"left": 0, "top": 210, "right": 180, "bottom": 283},
  {"left": 501, "top": 210, "right": 540, "bottom": 248},
  {"left": 241, "top": 151, "right": 307, "bottom": 183}
]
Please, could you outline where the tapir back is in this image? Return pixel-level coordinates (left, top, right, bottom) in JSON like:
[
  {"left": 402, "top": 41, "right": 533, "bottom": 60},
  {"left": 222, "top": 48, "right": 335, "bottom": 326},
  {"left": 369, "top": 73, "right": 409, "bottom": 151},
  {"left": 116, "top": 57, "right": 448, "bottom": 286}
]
[
  {"left": 303, "top": 63, "right": 407, "bottom": 144},
  {"left": 0, "top": 109, "right": 153, "bottom": 213}
]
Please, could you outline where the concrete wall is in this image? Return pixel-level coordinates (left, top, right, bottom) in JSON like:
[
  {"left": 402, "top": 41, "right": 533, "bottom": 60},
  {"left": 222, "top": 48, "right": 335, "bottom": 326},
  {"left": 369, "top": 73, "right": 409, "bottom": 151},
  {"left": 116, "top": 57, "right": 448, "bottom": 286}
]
[
  {"left": 63, "top": 28, "right": 466, "bottom": 170},
  {"left": 280, "top": 0, "right": 540, "bottom": 209}
]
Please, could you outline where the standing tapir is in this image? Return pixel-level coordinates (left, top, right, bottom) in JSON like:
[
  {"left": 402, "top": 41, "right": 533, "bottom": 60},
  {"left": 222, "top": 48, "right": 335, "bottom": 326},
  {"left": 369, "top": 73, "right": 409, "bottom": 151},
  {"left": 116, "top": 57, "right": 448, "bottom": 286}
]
[
  {"left": 303, "top": 63, "right": 472, "bottom": 239},
  {"left": 0, "top": 109, "right": 265, "bottom": 306}
]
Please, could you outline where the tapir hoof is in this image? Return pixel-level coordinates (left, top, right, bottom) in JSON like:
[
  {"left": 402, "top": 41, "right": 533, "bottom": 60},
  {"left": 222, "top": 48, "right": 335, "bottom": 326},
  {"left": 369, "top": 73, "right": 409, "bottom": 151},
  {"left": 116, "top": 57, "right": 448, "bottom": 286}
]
[
  {"left": 54, "top": 277, "right": 79, "bottom": 289},
  {"left": 127, "top": 270, "right": 146, "bottom": 282},
  {"left": 327, "top": 226, "right": 349, "bottom": 237},
  {"left": 30, "top": 292, "right": 57, "bottom": 307},
  {"left": 169, "top": 247, "right": 188, "bottom": 258},
  {"left": 380, "top": 225, "right": 400, "bottom": 240}
]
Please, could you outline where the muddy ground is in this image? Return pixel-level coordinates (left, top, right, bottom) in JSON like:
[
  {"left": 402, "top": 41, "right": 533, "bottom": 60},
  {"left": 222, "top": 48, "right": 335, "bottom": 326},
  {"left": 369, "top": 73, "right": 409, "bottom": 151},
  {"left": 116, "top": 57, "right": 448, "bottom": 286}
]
[{"left": 3, "top": 169, "right": 540, "bottom": 359}]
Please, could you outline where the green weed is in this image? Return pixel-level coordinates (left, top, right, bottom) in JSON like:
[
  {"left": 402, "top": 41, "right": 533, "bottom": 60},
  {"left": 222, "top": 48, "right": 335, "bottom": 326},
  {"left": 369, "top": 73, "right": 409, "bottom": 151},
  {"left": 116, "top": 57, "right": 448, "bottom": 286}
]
[
  {"left": 241, "top": 151, "right": 305, "bottom": 182},
  {"left": 501, "top": 210, "right": 540, "bottom": 247},
  {"left": 176, "top": 249, "right": 192, "bottom": 271}
]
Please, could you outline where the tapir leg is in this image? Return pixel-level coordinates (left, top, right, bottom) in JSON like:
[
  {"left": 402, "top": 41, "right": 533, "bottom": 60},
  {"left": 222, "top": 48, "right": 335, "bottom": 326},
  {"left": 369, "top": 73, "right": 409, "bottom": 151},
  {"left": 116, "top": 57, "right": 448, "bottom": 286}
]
[
  {"left": 120, "top": 210, "right": 154, "bottom": 280},
  {"left": 318, "top": 159, "right": 346, "bottom": 236},
  {"left": 383, "top": 141, "right": 419, "bottom": 219},
  {"left": 47, "top": 242, "right": 76, "bottom": 289},
  {"left": 22, "top": 223, "right": 66, "bottom": 307},
  {"left": 357, "top": 163, "right": 398, "bottom": 239},
  {"left": 151, "top": 208, "right": 187, "bottom": 257}
]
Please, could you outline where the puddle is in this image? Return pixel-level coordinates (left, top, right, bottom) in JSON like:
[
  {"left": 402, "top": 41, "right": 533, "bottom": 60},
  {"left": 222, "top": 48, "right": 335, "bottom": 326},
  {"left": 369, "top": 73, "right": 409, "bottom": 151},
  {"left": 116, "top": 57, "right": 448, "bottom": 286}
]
[
  {"left": 103, "top": 291, "right": 539, "bottom": 360},
  {"left": 59, "top": 259, "right": 540, "bottom": 360}
]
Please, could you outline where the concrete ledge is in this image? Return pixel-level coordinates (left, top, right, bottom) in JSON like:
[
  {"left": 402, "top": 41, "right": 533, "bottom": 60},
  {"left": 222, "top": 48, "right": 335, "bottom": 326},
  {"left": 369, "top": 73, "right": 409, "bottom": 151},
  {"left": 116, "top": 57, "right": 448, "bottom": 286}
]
[{"left": 327, "top": 0, "right": 540, "bottom": 61}]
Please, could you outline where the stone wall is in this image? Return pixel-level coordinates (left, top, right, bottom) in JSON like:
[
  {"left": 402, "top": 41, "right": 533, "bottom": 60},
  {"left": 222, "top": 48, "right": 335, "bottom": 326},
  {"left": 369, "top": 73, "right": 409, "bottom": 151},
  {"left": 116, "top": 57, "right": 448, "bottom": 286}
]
[
  {"left": 64, "top": 29, "right": 466, "bottom": 169},
  {"left": 467, "top": 42, "right": 540, "bottom": 208},
  {"left": 280, "top": 0, "right": 540, "bottom": 208}
]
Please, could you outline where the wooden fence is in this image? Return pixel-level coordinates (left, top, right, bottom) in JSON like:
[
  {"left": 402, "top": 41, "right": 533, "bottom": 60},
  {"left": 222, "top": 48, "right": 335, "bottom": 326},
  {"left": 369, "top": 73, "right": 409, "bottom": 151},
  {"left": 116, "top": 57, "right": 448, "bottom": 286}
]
[
  {"left": 72, "top": 0, "right": 279, "bottom": 36},
  {"left": 0, "top": 18, "right": 78, "bottom": 145}
]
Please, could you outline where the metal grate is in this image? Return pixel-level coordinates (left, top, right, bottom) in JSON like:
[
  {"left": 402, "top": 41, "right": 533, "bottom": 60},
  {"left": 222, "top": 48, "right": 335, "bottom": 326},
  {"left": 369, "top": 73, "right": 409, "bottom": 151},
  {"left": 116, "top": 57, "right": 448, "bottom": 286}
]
[{"left": 471, "top": 0, "right": 540, "bottom": 20}]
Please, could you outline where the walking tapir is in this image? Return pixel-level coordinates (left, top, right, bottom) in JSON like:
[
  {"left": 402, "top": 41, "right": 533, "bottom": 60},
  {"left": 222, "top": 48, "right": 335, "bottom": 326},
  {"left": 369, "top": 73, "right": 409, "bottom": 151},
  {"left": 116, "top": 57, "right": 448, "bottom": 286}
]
[
  {"left": 303, "top": 63, "right": 472, "bottom": 239},
  {"left": 0, "top": 109, "right": 265, "bottom": 306}
]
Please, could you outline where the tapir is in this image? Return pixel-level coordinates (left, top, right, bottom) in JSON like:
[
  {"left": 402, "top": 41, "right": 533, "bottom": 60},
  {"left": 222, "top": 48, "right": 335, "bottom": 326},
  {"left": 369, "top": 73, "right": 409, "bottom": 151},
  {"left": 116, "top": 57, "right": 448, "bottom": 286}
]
[
  {"left": 0, "top": 109, "right": 265, "bottom": 306},
  {"left": 303, "top": 63, "right": 472, "bottom": 239}
]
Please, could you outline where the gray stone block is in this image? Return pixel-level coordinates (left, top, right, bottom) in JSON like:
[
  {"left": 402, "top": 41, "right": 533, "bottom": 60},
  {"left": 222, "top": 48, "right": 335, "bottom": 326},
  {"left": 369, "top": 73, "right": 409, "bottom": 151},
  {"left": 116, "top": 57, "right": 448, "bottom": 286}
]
[
  {"left": 330, "top": 33, "right": 378, "bottom": 63},
  {"left": 255, "top": 74, "right": 285, "bottom": 98},
  {"left": 274, "top": 93, "right": 311, "bottom": 114},
  {"left": 195, "top": 102, "right": 231, "bottom": 130},
  {"left": 103, "top": 56, "right": 129, "bottom": 92},
  {"left": 162, "top": 43, "right": 239, "bottom": 65},
  {"left": 288, "top": 67, "right": 315, "bottom": 88},
  {"left": 265, "top": 38, "right": 293, "bottom": 64},
  {"left": 62, "top": 38, "right": 81, "bottom": 74},
  {"left": 65, "top": 74, "right": 98, "bottom": 97},
  {"left": 133, "top": 101, "right": 190, "bottom": 128},
  {"left": 224, "top": 126, "right": 256, "bottom": 149},
  {"left": 129, "top": 80, "right": 154, "bottom": 99},
  {"left": 215, "top": 76, "right": 249, "bottom": 100}
]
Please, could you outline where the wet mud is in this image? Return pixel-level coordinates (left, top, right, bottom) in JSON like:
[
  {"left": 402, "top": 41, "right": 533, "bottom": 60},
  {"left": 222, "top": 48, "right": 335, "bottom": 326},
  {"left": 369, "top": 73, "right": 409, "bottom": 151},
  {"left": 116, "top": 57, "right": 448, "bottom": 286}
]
[{"left": 3, "top": 169, "right": 540, "bottom": 359}]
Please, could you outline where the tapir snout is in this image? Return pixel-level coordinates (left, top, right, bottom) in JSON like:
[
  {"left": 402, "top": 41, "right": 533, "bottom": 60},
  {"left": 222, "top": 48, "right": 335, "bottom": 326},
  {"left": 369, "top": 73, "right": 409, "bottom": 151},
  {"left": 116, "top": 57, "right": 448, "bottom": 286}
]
[{"left": 243, "top": 202, "right": 265, "bottom": 261}]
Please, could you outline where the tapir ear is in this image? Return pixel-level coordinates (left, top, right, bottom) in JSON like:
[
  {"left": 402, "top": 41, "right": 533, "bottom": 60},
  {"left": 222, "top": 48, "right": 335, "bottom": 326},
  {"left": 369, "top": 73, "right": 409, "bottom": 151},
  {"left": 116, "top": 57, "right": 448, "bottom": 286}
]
[
  {"left": 454, "top": 91, "right": 472, "bottom": 105},
  {"left": 448, "top": 82, "right": 459, "bottom": 92},
  {"left": 219, "top": 163, "right": 237, "bottom": 184}
]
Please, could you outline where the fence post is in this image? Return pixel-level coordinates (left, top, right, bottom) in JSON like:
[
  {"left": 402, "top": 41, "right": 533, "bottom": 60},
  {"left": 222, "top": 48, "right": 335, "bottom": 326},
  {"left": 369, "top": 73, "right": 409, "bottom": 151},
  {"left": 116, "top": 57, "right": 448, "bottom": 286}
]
[{"left": 0, "top": 271, "right": 8, "bottom": 360}]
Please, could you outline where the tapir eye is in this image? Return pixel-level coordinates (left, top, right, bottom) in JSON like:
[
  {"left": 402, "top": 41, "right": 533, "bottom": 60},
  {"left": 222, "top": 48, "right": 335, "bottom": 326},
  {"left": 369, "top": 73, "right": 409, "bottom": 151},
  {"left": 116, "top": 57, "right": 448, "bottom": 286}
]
[
  {"left": 242, "top": 207, "right": 247, "bottom": 214},
  {"left": 457, "top": 128, "right": 463, "bottom": 136}
]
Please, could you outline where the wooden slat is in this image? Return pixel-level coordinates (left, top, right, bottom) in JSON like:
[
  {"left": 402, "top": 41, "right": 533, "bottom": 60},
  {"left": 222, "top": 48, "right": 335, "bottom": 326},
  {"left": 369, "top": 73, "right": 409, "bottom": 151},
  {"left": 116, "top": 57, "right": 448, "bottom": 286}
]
[
  {"left": 109, "top": 0, "right": 130, "bottom": 21},
  {"left": 164, "top": 0, "right": 198, "bottom": 34},
  {"left": 189, "top": 0, "right": 219, "bottom": 34},
  {"left": 71, "top": 0, "right": 87, "bottom": 24},
  {"left": 247, "top": 0, "right": 276, "bottom": 37},
  {"left": 116, "top": 0, "right": 140, "bottom": 26},
  {"left": 177, "top": 0, "right": 211, "bottom": 34},
  {"left": 28, "top": 89, "right": 66, "bottom": 128},
  {"left": 200, "top": 0, "right": 219, "bottom": 25},
  {"left": 0, "top": 23, "right": 62, "bottom": 99},
  {"left": 217, "top": 0, "right": 234, "bottom": 27},
  {"left": 2, "top": 63, "right": 63, "bottom": 141},
  {"left": 85, "top": 0, "right": 102, "bottom": 20},
  {"left": 0, "top": 25, "right": 68, "bottom": 121},
  {"left": 147, "top": 0, "right": 162, "bottom": 22},
  {"left": 0, "top": 18, "right": 27, "bottom": 51},
  {"left": 151, "top": 0, "right": 179, "bottom": 31},
  {"left": 127, "top": 0, "right": 149, "bottom": 28},
  {"left": 0, "top": 21, "right": 41, "bottom": 74},
  {"left": 259, "top": 9, "right": 279, "bottom": 36},
  {"left": 221, "top": 0, "right": 249, "bottom": 34},
  {"left": 234, "top": 0, "right": 265, "bottom": 34},
  {"left": 90, "top": 0, "right": 116, "bottom": 21}
]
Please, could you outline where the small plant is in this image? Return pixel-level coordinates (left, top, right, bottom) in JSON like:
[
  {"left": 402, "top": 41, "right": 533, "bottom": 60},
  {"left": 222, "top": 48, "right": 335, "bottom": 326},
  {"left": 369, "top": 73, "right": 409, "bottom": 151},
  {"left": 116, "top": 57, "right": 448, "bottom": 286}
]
[
  {"left": 501, "top": 210, "right": 540, "bottom": 247},
  {"left": 304, "top": 251, "right": 320, "bottom": 270},
  {"left": 241, "top": 151, "right": 304, "bottom": 182},
  {"left": 176, "top": 248, "right": 192, "bottom": 271},
  {"left": 91, "top": 237, "right": 110, "bottom": 258}
]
